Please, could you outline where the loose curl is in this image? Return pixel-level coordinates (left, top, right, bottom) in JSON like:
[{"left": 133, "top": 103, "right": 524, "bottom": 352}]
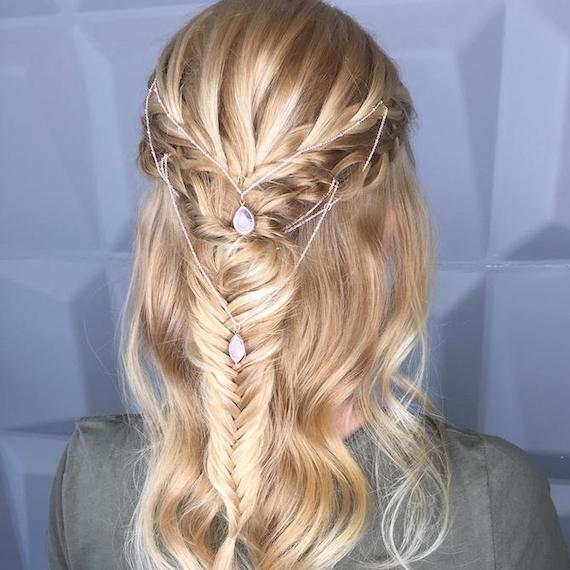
[{"left": 119, "top": 0, "right": 451, "bottom": 568}]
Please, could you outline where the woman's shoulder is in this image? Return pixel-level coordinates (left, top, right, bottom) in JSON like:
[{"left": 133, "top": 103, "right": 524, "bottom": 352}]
[
  {"left": 443, "top": 422, "right": 554, "bottom": 503},
  {"left": 73, "top": 412, "right": 144, "bottom": 434},
  {"left": 443, "top": 421, "right": 553, "bottom": 520},
  {"left": 61, "top": 412, "right": 146, "bottom": 495},
  {"left": 437, "top": 422, "right": 569, "bottom": 569},
  {"left": 63, "top": 413, "right": 147, "bottom": 496},
  {"left": 70, "top": 413, "right": 144, "bottom": 450},
  {"left": 58, "top": 412, "right": 146, "bottom": 501},
  {"left": 64, "top": 413, "right": 145, "bottom": 475},
  {"left": 444, "top": 421, "right": 544, "bottom": 481},
  {"left": 47, "top": 414, "right": 146, "bottom": 569}
]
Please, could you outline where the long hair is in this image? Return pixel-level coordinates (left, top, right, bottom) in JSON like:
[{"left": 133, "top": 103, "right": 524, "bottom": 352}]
[{"left": 119, "top": 1, "right": 451, "bottom": 568}]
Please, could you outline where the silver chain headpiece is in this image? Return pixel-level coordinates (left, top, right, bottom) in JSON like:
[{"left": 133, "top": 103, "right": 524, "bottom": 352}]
[{"left": 144, "top": 78, "right": 389, "bottom": 366}]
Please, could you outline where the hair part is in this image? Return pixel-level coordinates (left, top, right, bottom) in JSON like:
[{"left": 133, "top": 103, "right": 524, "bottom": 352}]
[{"left": 119, "top": 0, "right": 451, "bottom": 568}]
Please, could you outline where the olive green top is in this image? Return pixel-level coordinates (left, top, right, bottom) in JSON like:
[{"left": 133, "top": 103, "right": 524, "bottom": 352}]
[{"left": 46, "top": 414, "right": 569, "bottom": 569}]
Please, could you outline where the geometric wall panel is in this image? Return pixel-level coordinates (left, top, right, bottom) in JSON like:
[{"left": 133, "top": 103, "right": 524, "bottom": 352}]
[
  {"left": 489, "top": 0, "right": 570, "bottom": 260},
  {"left": 0, "top": 259, "right": 123, "bottom": 431},
  {"left": 428, "top": 269, "right": 488, "bottom": 430},
  {"left": 1, "top": 0, "right": 568, "bottom": 567},
  {"left": 0, "top": 0, "right": 58, "bottom": 20},
  {"left": 0, "top": 432, "right": 69, "bottom": 570},
  {"left": 77, "top": 0, "right": 199, "bottom": 11},
  {"left": 0, "top": 24, "right": 99, "bottom": 250},
  {"left": 482, "top": 269, "right": 570, "bottom": 456}
]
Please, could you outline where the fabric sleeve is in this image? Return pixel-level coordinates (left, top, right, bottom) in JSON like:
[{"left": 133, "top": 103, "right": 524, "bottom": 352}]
[
  {"left": 46, "top": 434, "right": 74, "bottom": 570},
  {"left": 484, "top": 434, "right": 570, "bottom": 569}
]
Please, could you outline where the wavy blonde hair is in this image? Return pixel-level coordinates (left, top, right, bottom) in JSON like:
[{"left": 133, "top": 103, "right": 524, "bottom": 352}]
[{"left": 119, "top": 0, "right": 451, "bottom": 568}]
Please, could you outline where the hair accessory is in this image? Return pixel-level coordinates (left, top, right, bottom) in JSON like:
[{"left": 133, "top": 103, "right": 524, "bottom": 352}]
[
  {"left": 144, "top": 78, "right": 388, "bottom": 365},
  {"left": 147, "top": 78, "right": 387, "bottom": 236}
]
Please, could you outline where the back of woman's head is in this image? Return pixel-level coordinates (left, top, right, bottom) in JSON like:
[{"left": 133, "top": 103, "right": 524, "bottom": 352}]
[{"left": 121, "top": 0, "right": 450, "bottom": 568}]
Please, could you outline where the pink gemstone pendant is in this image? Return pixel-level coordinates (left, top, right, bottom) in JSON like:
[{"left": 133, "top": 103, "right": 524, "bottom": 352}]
[
  {"left": 229, "top": 333, "right": 246, "bottom": 364},
  {"left": 233, "top": 205, "right": 255, "bottom": 235}
]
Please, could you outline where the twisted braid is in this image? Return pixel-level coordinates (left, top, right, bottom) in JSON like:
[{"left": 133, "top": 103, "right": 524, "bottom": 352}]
[{"left": 187, "top": 193, "right": 295, "bottom": 565}]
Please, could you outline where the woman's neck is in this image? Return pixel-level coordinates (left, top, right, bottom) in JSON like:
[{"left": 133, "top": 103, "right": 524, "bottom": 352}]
[{"left": 335, "top": 400, "right": 366, "bottom": 441}]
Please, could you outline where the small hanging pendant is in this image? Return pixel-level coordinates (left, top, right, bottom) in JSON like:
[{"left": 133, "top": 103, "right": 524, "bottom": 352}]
[
  {"left": 233, "top": 205, "right": 255, "bottom": 235},
  {"left": 229, "top": 332, "right": 246, "bottom": 364}
]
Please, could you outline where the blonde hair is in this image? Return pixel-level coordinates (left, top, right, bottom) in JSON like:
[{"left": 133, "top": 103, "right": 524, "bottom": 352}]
[{"left": 119, "top": 0, "right": 451, "bottom": 568}]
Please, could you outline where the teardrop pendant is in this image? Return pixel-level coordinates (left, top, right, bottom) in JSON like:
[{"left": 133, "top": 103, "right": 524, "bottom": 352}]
[
  {"left": 229, "top": 332, "right": 246, "bottom": 364},
  {"left": 233, "top": 205, "right": 255, "bottom": 235}
]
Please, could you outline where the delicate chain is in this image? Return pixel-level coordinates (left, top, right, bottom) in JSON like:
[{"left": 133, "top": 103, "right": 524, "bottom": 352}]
[
  {"left": 363, "top": 99, "right": 389, "bottom": 171},
  {"left": 284, "top": 180, "right": 340, "bottom": 233}
]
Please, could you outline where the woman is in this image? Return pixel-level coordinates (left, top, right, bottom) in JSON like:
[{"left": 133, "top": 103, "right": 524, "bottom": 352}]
[{"left": 46, "top": 0, "right": 569, "bottom": 569}]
